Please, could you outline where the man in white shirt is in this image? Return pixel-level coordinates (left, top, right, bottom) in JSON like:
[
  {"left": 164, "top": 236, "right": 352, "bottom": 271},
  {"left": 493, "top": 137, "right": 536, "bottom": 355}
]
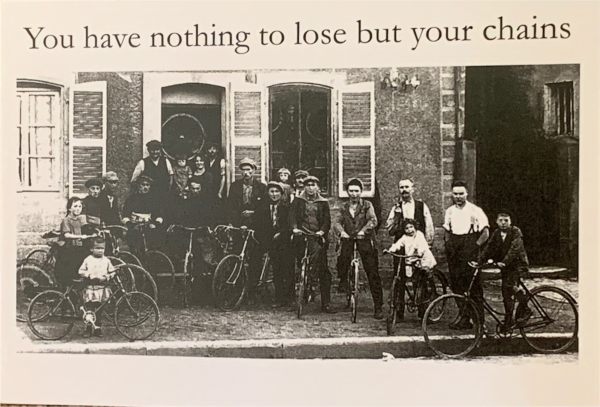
[{"left": 443, "top": 180, "right": 490, "bottom": 329}]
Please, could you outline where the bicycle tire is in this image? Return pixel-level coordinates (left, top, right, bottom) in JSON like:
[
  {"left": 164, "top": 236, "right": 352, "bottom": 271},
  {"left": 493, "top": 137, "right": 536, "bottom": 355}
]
[
  {"left": 519, "top": 285, "right": 578, "bottom": 353},
  {"left": 117, "top": 251, "right": 143, "bottom": 268},
  {"left": 182, "top": 253, "right": 193, "bottom": 308},
  {"left": 422, "top": 293, "right": 482, "bottom": 358},
  {"left": 27, "top": 290, "right": 76, "bottom": 340},
  {"left": 17, "top": 264, "right": 57, "bottom": 322},
  {"left": 415, "top": 269, "right": 449, "bottom": 322},
  {"left": 350, "top": 262, "right": 359, "bottom": 323},
  {"left": 212, "top": 254, "right": 246, "bottom": 311},
  {"left": 386, "top": 278, "right": 402, "bottom": 335},
  {"left": 114, "top": 292, "right": 160, "bottom": 341},
  {"left": 143, "top": 250, "right": 175, "bottom": 281},
  {"left": 297, "top": 259, "right": 308, "bottom": 319},
  {"left": 24, "top": 248, "right": 51, "bottom": 268},
  {"left": 114, "top": 264, "right": 158, "bottom": 301}
]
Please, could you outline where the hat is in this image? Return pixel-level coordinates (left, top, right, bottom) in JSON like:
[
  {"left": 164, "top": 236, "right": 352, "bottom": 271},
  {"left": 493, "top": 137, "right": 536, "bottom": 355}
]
[
  {"left": 451, "top": 180, "right": 467, "bottom": 189},
  {"left": 103, "top": 171, "right": 119, "bottom": 182},
  {"left": 238, "top": 157, "right": 257, "bottom": 170},
  {"left": 304, "top": 175, "right": 320, "bottom": 185},
  {"left": 345, "top": 178, "right": 364, "bottom": 190},
  {"left": 137, "top": 175, "right": 154, "bottom": 185},
  {"left": 294, "top": 170, "right": 309, "bottom": 178},
  {"left": 496, "top": 209, "right": 514, "bottom": 220},
  {"left": 267, "top": 181, "right": 284, "bottom": 193},
  {"left": 277, "top": 167, "right": 291, "bottom": 176},
  {"left": 146, "top": 140, "right": 162, "bottom": 150},
  {"left": 85, "top": 178, "right": 103, "bottom": 188}
]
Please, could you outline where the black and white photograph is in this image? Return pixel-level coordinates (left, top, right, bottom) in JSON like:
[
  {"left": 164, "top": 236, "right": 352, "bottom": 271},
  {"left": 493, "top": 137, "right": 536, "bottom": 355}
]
[{"left": 14, "top": 64, "right": 579, "bottom": 360}]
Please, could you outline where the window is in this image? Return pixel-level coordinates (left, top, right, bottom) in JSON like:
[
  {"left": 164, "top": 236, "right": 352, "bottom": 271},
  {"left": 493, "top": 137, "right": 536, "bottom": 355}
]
[
  {"left": 17, "top": 88, "right": 61, "bottom": 190},
  {"left": 544, "top": 81, "right": 574, "bottom": 137}
]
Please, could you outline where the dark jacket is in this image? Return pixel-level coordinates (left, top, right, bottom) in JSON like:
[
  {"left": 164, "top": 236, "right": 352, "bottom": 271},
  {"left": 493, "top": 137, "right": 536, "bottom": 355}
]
[
  {"left": 227, "top": 177, "right": 267, "bottom": 226},
  {"left": 99, "top": 190, "right": 121, "bottom": 225},
  {"left": 334, "top": 199, "right": 378, "bottom": 238},
  {"left": 82, "top": 195, "right": 110, "bottom": 226},
  {"left": 289, "top": 191, "right": 331, "bottom": 236},
  {"left": 480, "top": 226, "right": 529, "bottom": 270},
  {"left": 254, "top": 199, "right": 291, "bottom": 248},
  {"left": 170, "top": 193, "right": 212, "bottom": 228},
  {"left": 123, "top": 192, "right": 162, "bottom": 222}
]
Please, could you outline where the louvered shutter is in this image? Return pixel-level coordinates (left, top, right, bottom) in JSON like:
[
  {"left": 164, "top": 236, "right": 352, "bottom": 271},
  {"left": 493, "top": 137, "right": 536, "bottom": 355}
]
[
  {"left": 68, "top": 81, "right": 107, "bottom": 197},
  {"left": 230, "top": 84, "right": 268, "bottom": 183},
  {"left": 338, "top": 82, "right": 375, "bottom": 197}
]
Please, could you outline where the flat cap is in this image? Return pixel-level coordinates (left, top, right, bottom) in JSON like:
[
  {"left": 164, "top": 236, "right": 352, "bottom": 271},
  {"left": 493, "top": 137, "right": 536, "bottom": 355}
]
[
  {"left": 294, "top": 170, "right": 309, "bottom": 178},
  {"left": 85, "top": 178, "right": 103, "bottom": 188},
  {"left": 266, "top": 181, "right": 284, "bottom": 193},
  {"left": 238, "top": 157, "right": 257, "bottom": 170},
  {"left": 304, "top": 175, "right": 320, "bottom": 185}
]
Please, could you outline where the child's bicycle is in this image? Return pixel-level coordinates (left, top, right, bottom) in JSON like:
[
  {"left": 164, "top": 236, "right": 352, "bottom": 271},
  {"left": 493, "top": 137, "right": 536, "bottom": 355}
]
[
  {"left": 422, "top": 261, "right": 578, "bottom": 358},
  {"left": 341, "top": 237, "right": 364, "bottom": 323},
  {"left": 294, "top": 230, "right": 325, "bottom": 319},
  {"left": 384, "top": 251, "right": 449, "bottom": 335},
  {"left": 167, "top": 224, "right": 215, "bottom": 307},
  {"left": 211, "top": 226, "right": 273, "bottom": 311},
  {"left": 27, "top": 267, "right": 160, "bottom": 341}
]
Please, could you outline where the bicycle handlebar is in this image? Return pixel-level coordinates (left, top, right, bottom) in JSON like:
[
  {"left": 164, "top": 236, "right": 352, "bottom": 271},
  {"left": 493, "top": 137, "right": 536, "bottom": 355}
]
[
  {"left": 167, "top": 224, "right": 213, "bottom": 234},
  {"left": 383, "top": 250, "right": 423, "bottom": 260},
  {"left": 468, "top": 260, "right": 501, "bottom": 269}
]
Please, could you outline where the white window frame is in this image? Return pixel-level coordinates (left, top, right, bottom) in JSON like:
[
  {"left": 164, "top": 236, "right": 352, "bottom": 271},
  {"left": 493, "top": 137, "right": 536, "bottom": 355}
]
[{"left": 17, "top": 88, "right": 61, "bottom": 192}]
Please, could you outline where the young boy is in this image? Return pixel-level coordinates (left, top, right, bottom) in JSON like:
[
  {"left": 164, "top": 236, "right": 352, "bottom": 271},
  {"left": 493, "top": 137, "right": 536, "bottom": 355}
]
[
  {"left": 388, "top": 218, "right": 437, "bottom": 319},
  {"left": 479, "top": 210, "right": 531, "bottom": 330},
  {"left": 78, "top": 237, "right": 115, "bottom": 337},
  {"left": 276, "top": 168, "right": 293, "bottom": 203},
  {"left": 172, "top": 153, "right": 192, "bottom": 197}
]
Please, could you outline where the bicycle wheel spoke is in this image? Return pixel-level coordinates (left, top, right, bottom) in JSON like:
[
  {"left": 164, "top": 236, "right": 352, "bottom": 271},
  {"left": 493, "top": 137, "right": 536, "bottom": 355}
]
[
  {"left": 520, "top": 286, "right": 577, "bottom": 353},
  {"left": 212, "top": 255, "right": 246, "bottom": 311},
  {"left": 423, "top": 294, "right": 482, "bottom": 358},
  {"left": 17, "top": 264, "right": 56, "bottom": 322},
  {"left": 27, "top": 291, "right": 76, "bottom": 340},
  {"left": 115, "top": 292, "right": 160, "bottom": 341}
]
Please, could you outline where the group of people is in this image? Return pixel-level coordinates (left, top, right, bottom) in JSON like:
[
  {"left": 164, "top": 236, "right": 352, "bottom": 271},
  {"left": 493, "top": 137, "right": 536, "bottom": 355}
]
[{"left": 54, "top": 139, "right": 532, "bottom": 332}]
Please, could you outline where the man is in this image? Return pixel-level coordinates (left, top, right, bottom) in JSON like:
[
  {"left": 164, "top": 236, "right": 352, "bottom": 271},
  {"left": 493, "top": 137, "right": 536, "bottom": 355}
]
[
  {"left": 290, "top": 175, "right": 335, "bottom": 313},
  {"left": 82, "top": 178, "right": 109, "bottom": 228},
  {"left": 205, "top": 143, "right": 227, "bottom": 200},
  {"left": 122, "top": 175, "right": 164, "bottom": 255},
  {"left": 479, "top": 210, "right": 531, "bottom": 331},
  {"left": 292, "top": 170, "right": 308, "bottom": 201},
  {"left": 130, "top": 140, "right": 174, "bottom": 207},
  {"left": 171, "top": 176, "right": 212, "bottom": 228},
  {"left": 254, "top": 181, "right": 294, "bottom": 307},
  {"left": 334, "top": 178, "right": 383, "bottom": 319},
  {"left": 227, "top": 157, "right": 267, "bottom": 227},
  {"left": 101, "top": 171, "right": 121, "bottom": 226},
  {"left": 384, "top": 178, "right": 434, "bottom": 320},
  {"left": 443, "top": 180, "right": 489, "bottom": 329}
]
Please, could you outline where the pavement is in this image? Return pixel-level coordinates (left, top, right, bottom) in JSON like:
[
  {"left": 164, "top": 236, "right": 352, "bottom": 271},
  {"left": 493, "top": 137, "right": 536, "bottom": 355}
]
[{"left": 15, "top": 268, "right": 579, "bottom": 359}]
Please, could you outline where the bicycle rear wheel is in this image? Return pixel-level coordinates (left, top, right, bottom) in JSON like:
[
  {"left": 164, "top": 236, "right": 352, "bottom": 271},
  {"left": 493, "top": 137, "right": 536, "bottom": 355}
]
[
  {"left": 416, "top": 269, "right": 449, "bottom": 322},
  {"left": 117, "top": 250, "right": 143, "bottom": 268},
  {"left": 212, "top": 255, "right": 246, "bottom": 311},
  {"left": 350, "top": 262, "right": 359, "bottom": 323},
  {"left": 17, "top": 264, "right": 57, "bottom": 322},
  {"left": 144, "top": 250, "right": 175, "bottom": 281},
  {"left": 296, "top": 259, "right": 308, "bottom": 319},
  {"left": 24, "top": 248, "right": 51, "bottom": 267},
  {"left": 519, "top": 286, "right": 578, "bottom": 353},
  {"left": 422, "top": 293, "right": 482, "bottom": 358},
  {"left": 114, "top": 292, "right": 160, "bottom": 341},
  {"left": 27, "top": 290, "right": 76, "bottom": 340},
  {"left": 386, "top": 278, "right": 402, "bottom": 335},
  {"left": 115, "top": 264, "right": 158, "bottom": 301}
]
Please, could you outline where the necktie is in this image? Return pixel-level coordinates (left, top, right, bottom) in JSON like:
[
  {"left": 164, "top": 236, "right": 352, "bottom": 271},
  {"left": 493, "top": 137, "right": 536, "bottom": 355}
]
[{"left": 271, "top": 204, "right": 277, "bottom": 227}]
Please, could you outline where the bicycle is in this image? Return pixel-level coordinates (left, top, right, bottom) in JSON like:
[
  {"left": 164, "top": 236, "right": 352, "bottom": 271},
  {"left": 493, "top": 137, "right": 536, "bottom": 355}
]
[
  {"left": 212, "top": 226, "right": 273, "bottom": 311},
  {"left": 341, "top": 237, "right": 363, "bottom": 323},
  {"left": 294, "top": 230, "right": 325, "bottom": 319},
  {"left": 384, "top": 251, "right": 449, "bottom": 335},
  {"left": 422, "top": 261, "right": 578, "bottom": 358},
  {"left": 167, "top": 224, "right": 216, "bottom": 307},
  {"left": 27, "top": 268, "right": 160, "bottom": 341}
]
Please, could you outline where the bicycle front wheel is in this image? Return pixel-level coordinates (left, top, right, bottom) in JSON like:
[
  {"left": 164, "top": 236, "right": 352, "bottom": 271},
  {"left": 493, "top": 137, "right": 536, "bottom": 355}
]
[
  {"left": 212, "top": 255, "right": 246, "bottom": 311},
  {"left": 350, "top": 262, "right": 359, "bottom": 323},
  {"left": 416, "top": 269, "right": 449, "bottom": 322},
  {"left": 17, "top": 264, "right": 57, "bottom": 322},
  {"left": 422, "top": 293, "right": 482, "bottom": 358},
  {"left": 117, "top": 250, "right": 143, "bottom": 268},
  {"left": 296, "top": 259, "right": 308, "bottom": 319},
  {"left": 519, "top": 285, "right": 578, "bottom": 353},
  {"left": 27, "top": 290, "right": 76, "bottom": 340},
  {"left": 386, "top": 278, "right": 403, "bottom": 335},
  {"left": 144, "top": 250, "right": 175, "bottom": 281},
  {"left": 115, "top": 264, "right": 158, "bottom": 302},
  {"left": 114, "top": 292, "right": 160, "bottom": 341}
]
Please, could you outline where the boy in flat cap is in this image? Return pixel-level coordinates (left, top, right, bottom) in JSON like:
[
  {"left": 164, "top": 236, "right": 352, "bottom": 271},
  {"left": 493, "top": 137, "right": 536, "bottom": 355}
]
[
  {"left": 226, "top": 157, "right": 267, "bottom": 227},
  {"left": 254, "top": 181, "right": 294, "bottom": 307},
  {"left": 335, "top": 178, "right": 383, "bottom": 319},
  {"left": 82, "top": 177, "right": 110, "bottom": 228},
  {"left": 290, "top": 175, "right": 335, "bottom": 313}
]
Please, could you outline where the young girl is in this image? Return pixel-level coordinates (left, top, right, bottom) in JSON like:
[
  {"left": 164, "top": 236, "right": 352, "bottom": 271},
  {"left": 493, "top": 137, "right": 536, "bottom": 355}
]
[
  {"left": 79, "top": 237, "right": 115, "bottom": 337},
  {"left": 55, "top": 197, "right": 96, "bottom": 288},
  {"left": 172, "top": 153, "right": 192, "bottom": 197}
]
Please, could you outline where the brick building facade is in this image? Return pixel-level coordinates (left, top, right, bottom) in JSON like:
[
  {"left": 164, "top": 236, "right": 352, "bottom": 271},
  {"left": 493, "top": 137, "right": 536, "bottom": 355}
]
[{"left": 16, "top": 65, "right": 579, "bottom": 276}]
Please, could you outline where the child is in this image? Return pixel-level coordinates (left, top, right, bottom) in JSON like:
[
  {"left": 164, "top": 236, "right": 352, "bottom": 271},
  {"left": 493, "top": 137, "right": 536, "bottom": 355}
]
[
  {"left": 276, "top": 167, "right": 293, "bottom": 203},
  {"left": 54, "top": 197, "right": 96, "bottom": 288},
  {"left": 479, "top": 210, "right": 531, "bottom": 331},
  {"left": 388, "top": 218, "right": 437, "bottom": 319},
  {"left": 78, "top": 237, "right": 115, "bottom": 337},
  {"left": 172, "top": 153, "right": 192, "bottom": 197}
]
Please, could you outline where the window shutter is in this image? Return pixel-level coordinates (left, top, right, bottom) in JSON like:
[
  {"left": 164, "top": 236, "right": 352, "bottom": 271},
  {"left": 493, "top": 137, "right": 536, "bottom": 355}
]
[
  {"left": 230, "top": 84, "right": 267, "bottom": 183},
  {"left": 338, "top": 82, "right": 375, "bottom": 197},
  {"left": 68, "top": 81, "right": 107, "bottom": 197}
]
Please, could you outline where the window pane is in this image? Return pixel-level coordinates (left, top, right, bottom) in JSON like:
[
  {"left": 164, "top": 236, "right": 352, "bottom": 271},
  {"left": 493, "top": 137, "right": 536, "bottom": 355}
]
[
  {"left": 30, "top": 126, "right": 54, "bottom": 156},
  {"left": 29, "top": 157, "right": 55, "bottom": 188},
  {"left": 32, "top": 94, "right": 54, "bottom": 125}
]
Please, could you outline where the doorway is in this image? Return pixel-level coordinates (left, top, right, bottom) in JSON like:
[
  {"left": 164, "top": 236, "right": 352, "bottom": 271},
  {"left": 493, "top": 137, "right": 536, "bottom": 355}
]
[{"left": 269, "top": 84, "right": 331, "bottom": 193}]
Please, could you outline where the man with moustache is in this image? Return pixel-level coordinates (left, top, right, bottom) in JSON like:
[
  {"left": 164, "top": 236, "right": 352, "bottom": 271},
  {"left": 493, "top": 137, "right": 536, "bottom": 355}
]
[{"left": 227, "top": 157, "right": 267, "bottom": 227}]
